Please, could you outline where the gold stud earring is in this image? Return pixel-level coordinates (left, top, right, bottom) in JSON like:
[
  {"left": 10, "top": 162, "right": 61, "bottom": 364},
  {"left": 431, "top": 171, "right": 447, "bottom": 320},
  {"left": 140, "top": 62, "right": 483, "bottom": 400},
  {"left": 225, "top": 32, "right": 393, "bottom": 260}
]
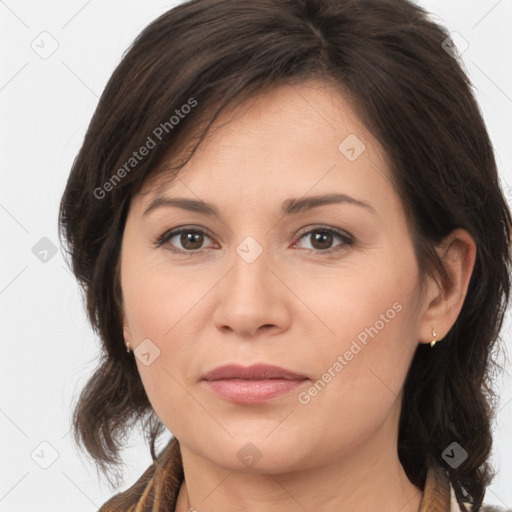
[
  {"left": 123, "top": 327, "right": 132, "bottom": 354},
  {"left": 430, "top": 329, "right": 437, "bottom": 348}
]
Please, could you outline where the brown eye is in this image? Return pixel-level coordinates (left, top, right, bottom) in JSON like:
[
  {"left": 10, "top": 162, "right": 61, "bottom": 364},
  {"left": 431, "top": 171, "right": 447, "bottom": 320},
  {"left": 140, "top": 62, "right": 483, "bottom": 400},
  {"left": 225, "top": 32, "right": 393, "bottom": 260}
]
[
  {"left": 294, "top": 227, "right": 353, "bottom": 254},
  {"left": 156, "top": 225, "right": 353, "bottom": 256},
  {"left": 157, "top": 228, "right": 213, "bottom": 254},
  {"left": 179, "top": 231, "right": 205, "bottom": 251},
  {"left": 310, "top": 230, "right": 334, "bottom": 250}
]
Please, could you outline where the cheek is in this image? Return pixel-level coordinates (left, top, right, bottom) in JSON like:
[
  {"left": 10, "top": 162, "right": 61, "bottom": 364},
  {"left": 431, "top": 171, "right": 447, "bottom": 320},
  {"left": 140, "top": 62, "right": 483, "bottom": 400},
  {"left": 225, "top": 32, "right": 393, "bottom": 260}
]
[
  {"left": 121, "top": 253, "right": 207, "bottom": 346},
  {"left": 297, "top": 249, "right": 421, "bottom": 420},
  {"left": 121, "top": 256, "right": 213, "bottom": 424},
  {"left": 308, "top": 251, "right": 419, "bottom": 356},
  {"left": 293, "top": 301, "right": 419, "bottom": 461}
]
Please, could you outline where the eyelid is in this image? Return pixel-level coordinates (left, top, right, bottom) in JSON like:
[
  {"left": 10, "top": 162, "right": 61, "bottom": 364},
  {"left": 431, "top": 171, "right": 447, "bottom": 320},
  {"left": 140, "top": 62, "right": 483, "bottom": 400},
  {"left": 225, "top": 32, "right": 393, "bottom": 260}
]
[
  {"left": 291, "top": 225, "right": 354, "bottom": 253},
  {"left": 294, "top": 224, "right": 353, "bottom": 243},
  {"left": 155, "top": 225, "right": 216, "bottom": 250},
  {"left": 155, "top": 224, "right": 354, "bottom": 255}
]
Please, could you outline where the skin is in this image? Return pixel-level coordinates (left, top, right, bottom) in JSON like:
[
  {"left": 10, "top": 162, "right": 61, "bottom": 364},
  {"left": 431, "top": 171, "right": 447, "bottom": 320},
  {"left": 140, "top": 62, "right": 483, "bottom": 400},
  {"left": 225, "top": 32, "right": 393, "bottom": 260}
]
[{"left": 120, "top": 79, "right": 476, "bottom": 512}]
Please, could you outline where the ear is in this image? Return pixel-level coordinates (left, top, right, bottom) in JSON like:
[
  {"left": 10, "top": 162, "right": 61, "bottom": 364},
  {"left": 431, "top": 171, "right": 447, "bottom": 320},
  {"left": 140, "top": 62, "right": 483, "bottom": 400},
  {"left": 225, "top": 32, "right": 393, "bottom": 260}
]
[{"left": 418, "top": 228, "right": 476, "bottom": 345}]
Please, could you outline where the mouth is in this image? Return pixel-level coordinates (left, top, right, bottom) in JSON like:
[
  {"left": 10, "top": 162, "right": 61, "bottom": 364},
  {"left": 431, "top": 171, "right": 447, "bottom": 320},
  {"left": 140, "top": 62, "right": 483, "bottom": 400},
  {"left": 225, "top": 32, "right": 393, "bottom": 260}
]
[{"left": 202, "top": 363, "right": 310, "bottom": 404}]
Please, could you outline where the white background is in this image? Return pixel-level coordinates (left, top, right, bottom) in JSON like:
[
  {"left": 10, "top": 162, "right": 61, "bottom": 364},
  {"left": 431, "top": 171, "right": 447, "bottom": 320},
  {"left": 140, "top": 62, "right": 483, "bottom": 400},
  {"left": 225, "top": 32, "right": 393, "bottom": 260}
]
[{"left": 1, "top": 1, "right": 511, "bottom": 510}]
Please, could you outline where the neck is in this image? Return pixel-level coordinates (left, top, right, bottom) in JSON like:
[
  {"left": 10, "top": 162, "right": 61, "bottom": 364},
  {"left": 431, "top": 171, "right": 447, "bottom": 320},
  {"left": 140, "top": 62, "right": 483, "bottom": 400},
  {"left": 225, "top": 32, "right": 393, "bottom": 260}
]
[{"left": 174, "top": 424, "right": 423, "bottom": 512}]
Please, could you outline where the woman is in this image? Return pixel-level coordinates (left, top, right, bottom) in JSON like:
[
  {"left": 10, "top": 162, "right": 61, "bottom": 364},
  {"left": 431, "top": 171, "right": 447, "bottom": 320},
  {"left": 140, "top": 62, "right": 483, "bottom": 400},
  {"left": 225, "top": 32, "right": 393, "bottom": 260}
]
[{"left": 58, "top": 0, "right": 512, "bottom": 510}]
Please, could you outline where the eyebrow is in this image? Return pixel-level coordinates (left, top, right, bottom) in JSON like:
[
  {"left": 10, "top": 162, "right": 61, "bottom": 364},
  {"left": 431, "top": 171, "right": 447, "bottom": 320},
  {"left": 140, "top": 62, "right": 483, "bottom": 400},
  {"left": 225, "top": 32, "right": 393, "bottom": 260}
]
[{"left": 142, "top": 192, "right": 376, "bottom": 218}]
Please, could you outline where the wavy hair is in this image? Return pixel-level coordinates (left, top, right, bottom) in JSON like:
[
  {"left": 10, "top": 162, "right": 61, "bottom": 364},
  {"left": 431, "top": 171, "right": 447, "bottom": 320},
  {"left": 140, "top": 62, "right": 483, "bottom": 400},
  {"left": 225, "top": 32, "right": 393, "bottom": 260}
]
[{"left": 58, "top": 0, "right": 512, "bottom": 509}]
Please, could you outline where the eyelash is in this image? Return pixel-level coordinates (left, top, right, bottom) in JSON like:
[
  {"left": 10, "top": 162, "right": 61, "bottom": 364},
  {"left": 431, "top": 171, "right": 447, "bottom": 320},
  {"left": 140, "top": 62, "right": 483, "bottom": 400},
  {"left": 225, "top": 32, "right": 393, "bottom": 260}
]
[{"left": 154, "top": 225, "right": 354, "bottom": 256}]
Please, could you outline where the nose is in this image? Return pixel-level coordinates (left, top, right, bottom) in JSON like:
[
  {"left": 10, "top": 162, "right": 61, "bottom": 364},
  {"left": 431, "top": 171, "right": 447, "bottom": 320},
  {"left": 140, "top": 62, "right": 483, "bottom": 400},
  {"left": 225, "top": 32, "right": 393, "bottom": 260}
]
[{"left": 212, "top": 246, "right": 292, "bottom": 338}]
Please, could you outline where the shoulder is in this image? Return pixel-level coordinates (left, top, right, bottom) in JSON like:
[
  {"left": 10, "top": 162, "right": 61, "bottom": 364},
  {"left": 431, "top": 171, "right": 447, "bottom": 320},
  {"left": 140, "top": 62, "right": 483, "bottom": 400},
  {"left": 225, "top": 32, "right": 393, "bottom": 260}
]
[
  {"left": 98, "top": 437, "right": 183, "bottom": 511},
  {"left": 448, "top": 477, "right": 511, "bottom": 512},
  {"left": 97, "top": 463, "right": 156, "bottom": 511},
  {"left": 454, "top": 497, "right": 512, "bottom": 512}
]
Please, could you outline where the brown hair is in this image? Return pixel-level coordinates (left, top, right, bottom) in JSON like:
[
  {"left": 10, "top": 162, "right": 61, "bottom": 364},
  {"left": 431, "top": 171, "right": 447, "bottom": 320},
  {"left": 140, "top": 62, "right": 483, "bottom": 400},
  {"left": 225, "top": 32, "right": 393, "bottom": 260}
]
[{"left": 58, "top": 0, "right": 512, "bottom": 510}]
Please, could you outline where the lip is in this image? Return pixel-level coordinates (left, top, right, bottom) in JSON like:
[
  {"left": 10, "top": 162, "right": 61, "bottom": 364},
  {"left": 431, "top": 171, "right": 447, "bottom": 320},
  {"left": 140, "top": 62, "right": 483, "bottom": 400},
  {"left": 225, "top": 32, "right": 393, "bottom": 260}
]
[
  {"left": 202, "top": 363, "right": 308, "bottom": 381},
  {"left": 202, "top": 364, "right": 309, "bottom": 404}
]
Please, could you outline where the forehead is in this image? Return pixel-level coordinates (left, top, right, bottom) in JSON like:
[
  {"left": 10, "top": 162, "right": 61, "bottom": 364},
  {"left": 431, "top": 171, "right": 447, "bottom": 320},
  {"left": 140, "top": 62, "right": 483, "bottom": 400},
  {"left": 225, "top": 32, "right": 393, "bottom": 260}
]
[{"left": 137, "top": 79, "right": 393, "bottom": 206}]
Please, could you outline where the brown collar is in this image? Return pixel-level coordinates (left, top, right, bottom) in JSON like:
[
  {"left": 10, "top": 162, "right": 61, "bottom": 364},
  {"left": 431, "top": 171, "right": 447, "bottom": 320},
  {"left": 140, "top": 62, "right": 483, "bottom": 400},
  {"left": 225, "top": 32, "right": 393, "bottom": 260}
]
[{"left": 419, "top": 463, "right": 462, "bottom": 512}]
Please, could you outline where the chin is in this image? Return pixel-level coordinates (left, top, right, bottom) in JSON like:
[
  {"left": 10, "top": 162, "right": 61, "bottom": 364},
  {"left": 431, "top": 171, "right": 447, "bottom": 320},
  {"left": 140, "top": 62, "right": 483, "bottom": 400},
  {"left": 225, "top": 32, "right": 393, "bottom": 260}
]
[{"left": 188, "top": 434, "right": 313, "bottom": 475}]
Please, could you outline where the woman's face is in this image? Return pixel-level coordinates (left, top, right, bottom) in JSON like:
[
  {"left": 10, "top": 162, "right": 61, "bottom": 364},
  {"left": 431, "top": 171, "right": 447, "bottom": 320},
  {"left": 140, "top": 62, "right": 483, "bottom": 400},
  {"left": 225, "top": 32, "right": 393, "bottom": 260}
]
[{"left": 120, "top": 80, "right": 431, "bottom": 473}]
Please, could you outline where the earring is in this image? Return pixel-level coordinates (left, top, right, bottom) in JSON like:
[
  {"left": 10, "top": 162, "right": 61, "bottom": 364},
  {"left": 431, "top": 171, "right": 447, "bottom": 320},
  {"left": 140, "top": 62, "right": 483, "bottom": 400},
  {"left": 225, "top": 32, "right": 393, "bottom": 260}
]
[
  {"left": 430, "top": 329, "right": 438, "bottom": 348},
  {"left": 123, "top": 327, "right": 132, "bottom": 354}
]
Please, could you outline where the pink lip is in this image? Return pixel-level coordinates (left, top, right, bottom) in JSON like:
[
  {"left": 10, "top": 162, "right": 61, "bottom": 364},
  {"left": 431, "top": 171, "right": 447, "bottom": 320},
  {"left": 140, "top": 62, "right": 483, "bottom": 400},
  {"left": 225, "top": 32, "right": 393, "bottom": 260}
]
[{"left": 202, "top": 364, "right": 309, "bottom": 404}]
